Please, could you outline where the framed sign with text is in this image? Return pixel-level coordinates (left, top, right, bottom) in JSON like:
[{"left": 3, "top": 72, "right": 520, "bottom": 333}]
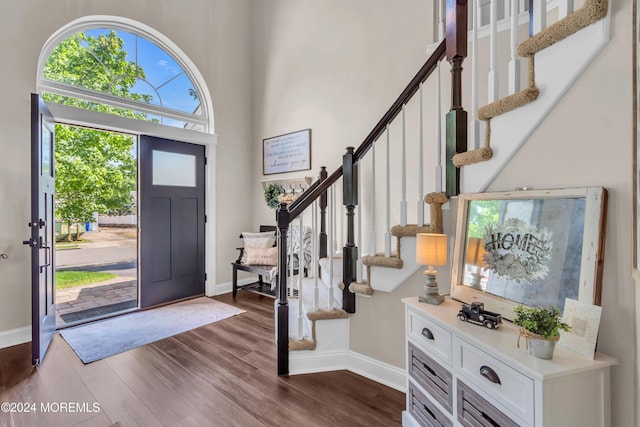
[{"left": 263, "top": 129, "right": 311, "bottom": 175}]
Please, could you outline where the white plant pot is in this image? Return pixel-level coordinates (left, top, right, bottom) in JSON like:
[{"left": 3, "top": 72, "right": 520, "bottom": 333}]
[{"left": 528, "top": 338, "right": 557, "bottom": 360}]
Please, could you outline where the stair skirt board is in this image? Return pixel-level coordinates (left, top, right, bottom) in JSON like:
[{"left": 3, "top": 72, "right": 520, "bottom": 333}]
[
  {"left": 289, "top": 349, "right": 407, "bottom": 393},
  {"left": 460, "top": 17, "right": 609, "bottom": 194}
]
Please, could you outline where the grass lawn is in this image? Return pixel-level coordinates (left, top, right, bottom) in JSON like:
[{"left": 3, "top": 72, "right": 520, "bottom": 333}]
[{"left": 56, "top": 270, "right": 117, "bottom": 289}]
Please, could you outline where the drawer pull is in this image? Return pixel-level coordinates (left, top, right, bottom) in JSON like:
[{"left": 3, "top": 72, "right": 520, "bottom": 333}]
[
  {"left": 421, "top": 327, "right": 434, "bottom": 340},
  {"left": 422, "top": 362, "right": 436, "bottom": 376},
  {"left": 482, "top": 411, "right": 500, "bottom": 427},
  {"left": 479, "top": 365, "right": 501, "bottom": 385},
  {"left": 423, "top": 404, "right": 436, "bottom": 420}
]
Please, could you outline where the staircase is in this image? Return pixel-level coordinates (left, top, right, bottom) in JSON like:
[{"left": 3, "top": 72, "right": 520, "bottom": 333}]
[{"left": 275, "top": 0, "right": 611, "bottom": 382}]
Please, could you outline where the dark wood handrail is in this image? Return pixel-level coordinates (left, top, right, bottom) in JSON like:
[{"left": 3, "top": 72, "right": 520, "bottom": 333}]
[
  {"left": 354, "top": 39, "right": 446, "bottom": 161},
  {"left": 285, "top": 38, "right": 447, "bottom": 223}
]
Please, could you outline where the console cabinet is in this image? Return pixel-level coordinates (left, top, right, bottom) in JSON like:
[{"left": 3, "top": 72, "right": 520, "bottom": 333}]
[{"left": 402, "top": 297, "right": 617, "bottom": 427}]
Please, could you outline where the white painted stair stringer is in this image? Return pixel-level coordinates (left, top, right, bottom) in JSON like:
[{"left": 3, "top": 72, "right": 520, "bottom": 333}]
[{"left": 461, "top": 18, "right": 610, "bottom": 194}]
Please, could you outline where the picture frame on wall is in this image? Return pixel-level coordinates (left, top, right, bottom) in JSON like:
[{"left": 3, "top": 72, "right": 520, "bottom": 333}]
[{"left": 263, "top": 129, "right": 311, "bottom": 175}]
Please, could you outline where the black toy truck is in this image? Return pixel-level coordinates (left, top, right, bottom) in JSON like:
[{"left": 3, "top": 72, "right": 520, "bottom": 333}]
[{"left": 457, "top": 302, "right": 502, "bottom": 329}]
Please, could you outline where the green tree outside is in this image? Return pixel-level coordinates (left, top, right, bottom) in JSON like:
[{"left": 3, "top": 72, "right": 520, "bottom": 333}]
[{"left": 43, "top": 30, "right": 147, "bottom": 240}]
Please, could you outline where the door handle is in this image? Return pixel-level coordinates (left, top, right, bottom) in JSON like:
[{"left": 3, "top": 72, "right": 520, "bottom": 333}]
[
  {"left": 22, "top": 239, "right": 37, "bottom": 247},
  {"left": 40, "top": 245, "right": 51, "bottom": 271}
]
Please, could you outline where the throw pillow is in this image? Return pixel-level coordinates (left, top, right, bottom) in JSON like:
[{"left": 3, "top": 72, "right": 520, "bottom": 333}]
[
  {"left": 241, "top": 231, "right": 276, "bottom": 264},
  {"left": 245, "top": 246, "right": 278, "bottom": 266}
]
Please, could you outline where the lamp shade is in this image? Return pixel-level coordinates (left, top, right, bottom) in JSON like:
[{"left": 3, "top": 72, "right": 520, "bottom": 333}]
[
  {"left": 416, "top": 233, "right": 447, "bottom": 266},
  {"left": 465, "top": 237, "right": 486, "bottom": 266}
]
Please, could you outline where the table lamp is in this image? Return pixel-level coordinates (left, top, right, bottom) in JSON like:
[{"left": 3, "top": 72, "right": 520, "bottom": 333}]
[
  {"left": 416, "top": 233, "right": 447, "bottom": 305},
  {"left": 465, "top": 237, "right": 486, "bottom": 290}
]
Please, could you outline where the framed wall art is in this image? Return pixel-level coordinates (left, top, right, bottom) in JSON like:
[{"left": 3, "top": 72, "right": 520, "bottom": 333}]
[{"left": 263, "top": 129, "right": 311, "bottom": 175}]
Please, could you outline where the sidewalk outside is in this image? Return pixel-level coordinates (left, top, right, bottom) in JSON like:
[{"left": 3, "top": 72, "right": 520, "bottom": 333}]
[{"left": 55, "top": 227, "right": 138, "bottom": 324}]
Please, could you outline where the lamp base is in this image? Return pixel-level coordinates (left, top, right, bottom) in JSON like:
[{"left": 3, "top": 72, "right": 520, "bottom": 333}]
[
  {"left": 419, "top": 271, "right": 444, "bottom": 305},
  {"left": 419, "top": 293, "right": 445, "bottom": 305}
]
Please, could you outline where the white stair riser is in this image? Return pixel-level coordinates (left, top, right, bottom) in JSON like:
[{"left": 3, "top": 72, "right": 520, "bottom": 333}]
[{"left": 369, "top": 236, "right": 420, "bottom": 293}]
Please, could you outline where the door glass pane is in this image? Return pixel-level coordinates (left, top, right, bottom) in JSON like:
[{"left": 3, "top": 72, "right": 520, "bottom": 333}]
[
  {"left": 152, "top": 150, "right": 196, "bottom": 187},
  {"left": 41, "top": 125, "right": 52, "bottom": 177}
]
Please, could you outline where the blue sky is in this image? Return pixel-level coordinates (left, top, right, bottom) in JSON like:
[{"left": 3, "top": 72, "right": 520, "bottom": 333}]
[{"left": 84, "top": 29, "right": 200, "bottom": 121}]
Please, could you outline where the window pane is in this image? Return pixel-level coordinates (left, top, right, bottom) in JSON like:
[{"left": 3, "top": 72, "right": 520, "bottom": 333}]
[{"left": 152, "top": 150, "right": 196, "bottom": 187}]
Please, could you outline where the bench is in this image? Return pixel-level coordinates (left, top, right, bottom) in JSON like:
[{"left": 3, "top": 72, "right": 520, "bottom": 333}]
[{"left": 231, "top": 225, "right": 310, "bottom": 298}]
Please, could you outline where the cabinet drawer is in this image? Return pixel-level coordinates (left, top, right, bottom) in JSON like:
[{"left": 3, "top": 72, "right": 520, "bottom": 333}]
[
  {"left": 408, "top": 308, "right": 452, "bottom": 364},
  {"left": 455, "top": 338, "right": 534, "bottom": 425},
  {"left": 457, "top": 380, "right": 519, "bottom": 427},
  {"left": 408, "top": 342, "right": 453, "bottom": 414},
  {"left": 409, "top": 381, "right": 453, "bottom": 427}
]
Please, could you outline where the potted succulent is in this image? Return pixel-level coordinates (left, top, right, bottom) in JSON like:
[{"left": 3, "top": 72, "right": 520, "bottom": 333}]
[{"left": 513, "top": 304, "right": 571, "bottom": 360}]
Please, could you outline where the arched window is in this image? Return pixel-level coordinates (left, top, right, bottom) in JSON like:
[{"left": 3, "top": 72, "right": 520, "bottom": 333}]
[{"left": 38, "top": 18, "right": 211, "bottom": 132}]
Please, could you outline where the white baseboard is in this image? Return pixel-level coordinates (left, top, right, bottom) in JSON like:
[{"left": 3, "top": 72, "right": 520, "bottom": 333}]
[
  {"left": 0, "top": 326, "right": 31, "bottom": 349},
  {"left": 290, "top": 349, "right": 406, "bottom": 392},
  {"left": 347, "top": 351, "right": 406, "bottom": 392},
  {"left": 210, "top": 277, "right": 255, "bottom": 296}
]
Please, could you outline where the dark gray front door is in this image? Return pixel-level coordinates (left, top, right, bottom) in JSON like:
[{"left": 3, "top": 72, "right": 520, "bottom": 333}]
[
  {"left": 139, "top": 136, "right": 205, "bottom": 308},
  {"left": 26, "top": 94, "right": 56, "bottom": 365}
]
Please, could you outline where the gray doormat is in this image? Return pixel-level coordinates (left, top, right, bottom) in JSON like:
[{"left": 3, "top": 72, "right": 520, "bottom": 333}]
[
  {"left": 60, "top": 299, "right": 138, "bottom": 323},
  {"left": 60, "top": 297, "right": 245, "bottom": 363}
]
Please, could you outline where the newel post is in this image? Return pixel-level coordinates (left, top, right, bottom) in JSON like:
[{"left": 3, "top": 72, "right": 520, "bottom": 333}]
[
  {"left": 319, "top": 166, "right": 328, "bottom": 259},
  {"left": 342, "top": 147, "right": 357, "bottom": 313},
  {"left": 445, "top": 0, "right": 468, "bottom": 196},
  {"left": 276, "top": 203, "right": 290, "bottom": 376}
]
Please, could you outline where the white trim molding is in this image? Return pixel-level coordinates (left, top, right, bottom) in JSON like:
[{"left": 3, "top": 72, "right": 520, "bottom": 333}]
[
  {"left": 0, "top": 326, "right": 31, "bottom": 349},
  {"left": 290, "top": 349, "right": 406, "bottom": 392}
]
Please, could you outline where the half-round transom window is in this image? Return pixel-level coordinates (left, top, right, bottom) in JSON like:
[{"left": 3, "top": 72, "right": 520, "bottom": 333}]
[{"left": 40, "top": 28, "right": 205, "bottom": 130}]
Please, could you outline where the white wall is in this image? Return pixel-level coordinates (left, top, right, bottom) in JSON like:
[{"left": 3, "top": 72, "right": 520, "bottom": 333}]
[
  {"left": 251, "top": 0, "right": 436, "bottom": 224},
  {"left": 0, "top": 0, "right": 255, "bottom": 336}
]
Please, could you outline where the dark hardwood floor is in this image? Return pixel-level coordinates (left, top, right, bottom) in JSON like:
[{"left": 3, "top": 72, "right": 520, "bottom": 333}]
[{"left": 0, "top": 292, "right": 405, "bottom": 427}]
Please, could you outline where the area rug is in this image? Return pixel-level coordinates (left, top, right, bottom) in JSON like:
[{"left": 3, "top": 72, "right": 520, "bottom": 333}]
[{"left": 60, "top": 297, "right": 245, "bottom": 363}]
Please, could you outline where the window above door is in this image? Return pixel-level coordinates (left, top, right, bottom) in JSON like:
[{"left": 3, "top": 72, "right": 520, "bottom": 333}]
[{"left": 39, "top": 23, "right": 208, "bottom": 132}]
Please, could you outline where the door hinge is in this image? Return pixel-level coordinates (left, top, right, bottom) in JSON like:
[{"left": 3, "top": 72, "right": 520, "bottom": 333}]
[
  {"left": 204, "top": 156, "right": 208, "bottom": 165},
  {"left": 205, "top": 215, "right": 207, "bottom": 223},
  {"left": 205, "top": 273, "right": 207, "bottom": 281}
]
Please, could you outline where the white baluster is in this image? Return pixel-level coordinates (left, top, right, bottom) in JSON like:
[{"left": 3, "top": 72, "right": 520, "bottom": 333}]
[
  {"left": 332, "top": 183, "right": 337, "bottom": 255},
  {"left": 418, "top": 83, "right": 425, "bottom": 227},
  {"left": 438, "top": 0, "right": 446, "bottom": 40},
  {"left": 400, "top": 105, "right": 407, "bottom": 227},
  {"left": 489, "top": 0, "right": 500, "bottom": 103},
  {"left": 298, "top": 216, "right": 303, "bottom": 340},
  {"left": 470, "top": 0, "right": 480, "bottom": 149},
  {"left": 385, "top": 125, "right": 392, "bottom": 258},
  {"left": 435, "top": 61, "right": 443, "bottom": 193},
  {"left": 532, "top": 0, "right": 547, "bottom": 34},
  {"left": 370, "top": 144, "right": 377, "bottom": 256},
  {"left": 289, "top": 229, "right": 294, "bottom": 296},
  {"left": 503, "top": 0, "right": 510, "bottom": 19},
  {"left": 558, "top": 0, "right": 574, "bottom": 19},
  {"left": 509, "top": 0, "right": 521, "bottom": 95},
  {"left": 356, "top": 162, "right": 363, "bottom": 283},
  {"left": 313, "top": 200, "right": 319, "bottom": 311},
  {"left": 328, "top": 186, "right": 335, "bottom": 309}
]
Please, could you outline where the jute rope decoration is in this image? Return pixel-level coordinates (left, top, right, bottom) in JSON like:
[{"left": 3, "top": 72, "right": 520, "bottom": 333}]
[
  {"left": 517, "top": 327, "right": 560, "bottom": 350},
  {"left": 453, "top": 0, "right": 608, "bottom": 168}
]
